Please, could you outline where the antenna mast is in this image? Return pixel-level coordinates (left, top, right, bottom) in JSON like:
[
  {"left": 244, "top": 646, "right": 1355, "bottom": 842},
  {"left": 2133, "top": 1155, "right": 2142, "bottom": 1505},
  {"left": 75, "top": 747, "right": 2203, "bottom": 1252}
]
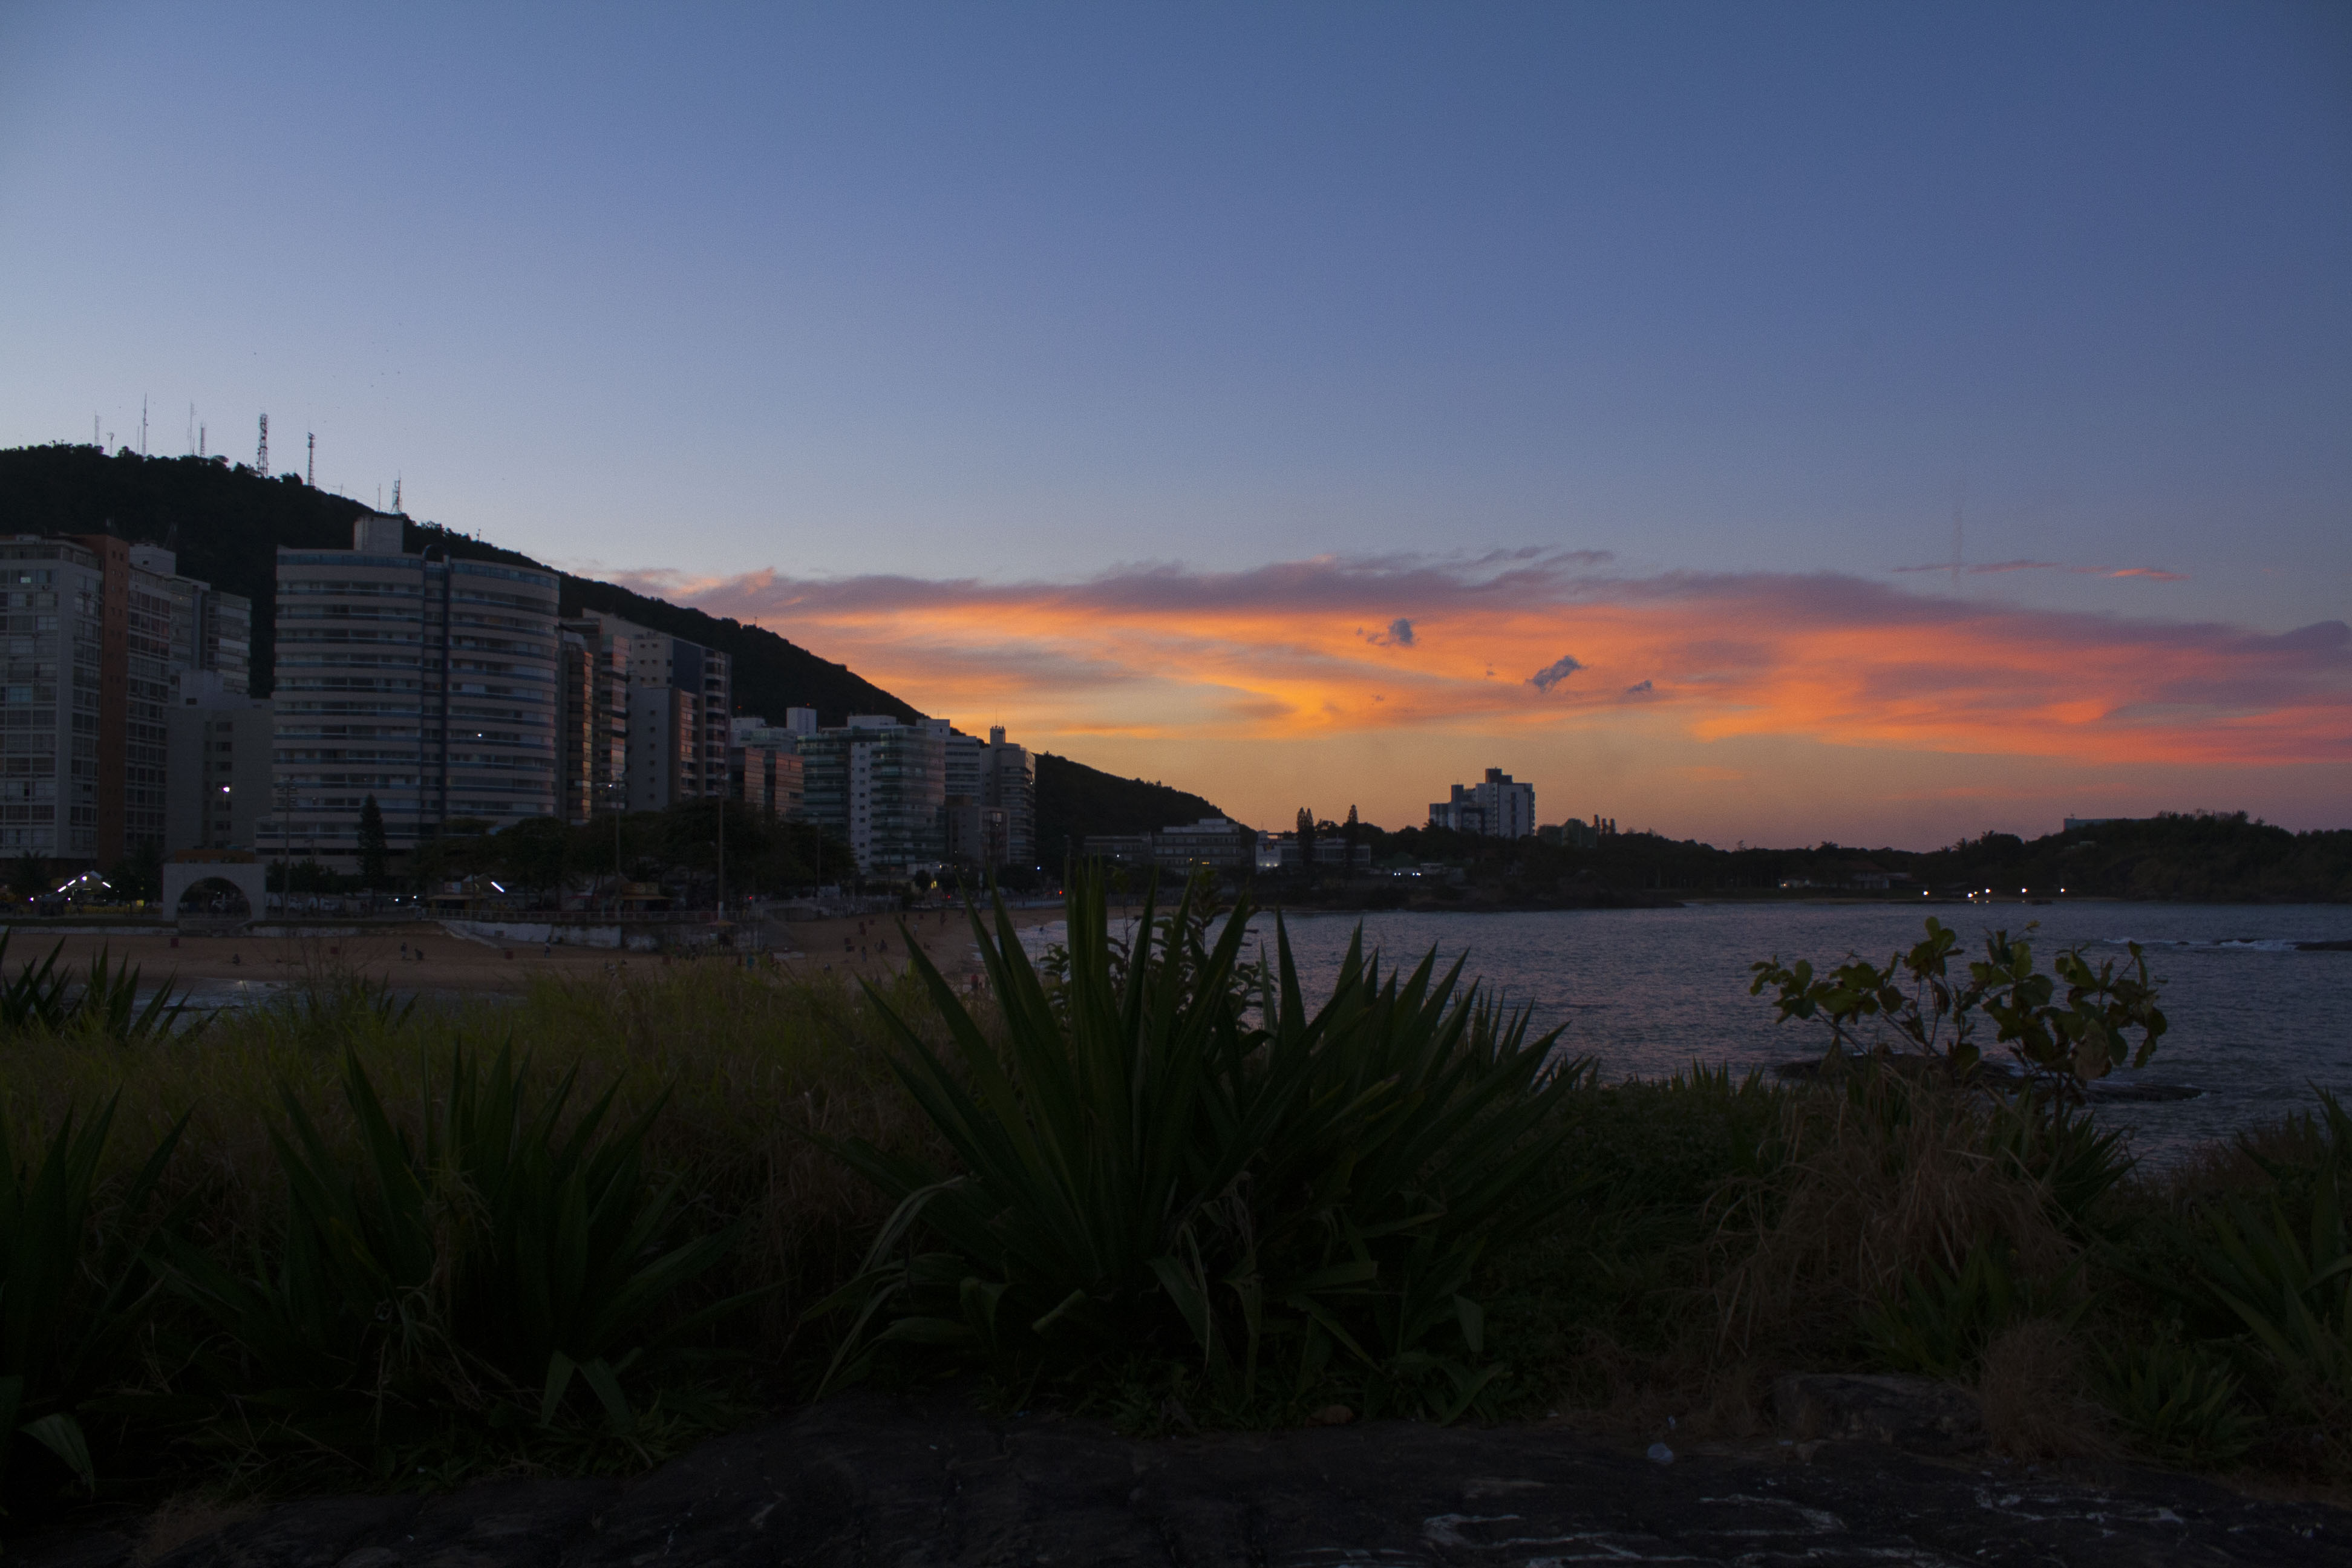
[
  {"left": 307, "top": 432, "right": 315, "bottom": 486},
  {"left": 391, "top": 477, "right": 401, "bottom": 514},
  {"left": 140, "top": 397, "right": 148, "bottom": 456},
  {"left": 256, "top": 414, "right": 269, "bottom": 477}
]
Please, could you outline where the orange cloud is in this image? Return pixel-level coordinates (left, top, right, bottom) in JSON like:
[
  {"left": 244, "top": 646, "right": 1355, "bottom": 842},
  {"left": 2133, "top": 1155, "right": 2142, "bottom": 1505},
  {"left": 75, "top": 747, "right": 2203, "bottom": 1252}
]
[{"left": 625, "top": 554, "right": 2351, "bottom": 774}]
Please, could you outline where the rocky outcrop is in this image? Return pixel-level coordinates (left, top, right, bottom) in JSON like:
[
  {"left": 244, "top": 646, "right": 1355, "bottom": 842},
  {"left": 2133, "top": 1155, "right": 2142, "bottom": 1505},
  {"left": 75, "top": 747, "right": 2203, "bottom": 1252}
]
[{"left": 13, "top": 1391, "right": 2347, "bottom": 1567}]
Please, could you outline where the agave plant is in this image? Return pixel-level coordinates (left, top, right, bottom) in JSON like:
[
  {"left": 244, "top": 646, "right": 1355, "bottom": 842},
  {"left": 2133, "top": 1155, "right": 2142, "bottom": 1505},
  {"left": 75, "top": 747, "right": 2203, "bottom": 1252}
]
[
  {"left": 70, "top": 946, "right": 208, "bottom": 1044},
  {"left": 0, "top": 1099, "right": 185, "bottom": 1500},
  {"left": 165, "top": 1044, "right": 744, "bottom": 1459},
  {"left": 820, "top": 872, "right": 1587, "bottom": 1418},
  {"left": 0, "top": 935, "right": 71, "bottom": 1034},
  {"left": 2096, "top": 1337, "right": 2252, "bottom": 1467},
  {"left": 0, "top": 932, "right": 205, "bottom": 1043},
  {"left": 2181, "top": 1091, "right": 2352, "bottom": 1402}
]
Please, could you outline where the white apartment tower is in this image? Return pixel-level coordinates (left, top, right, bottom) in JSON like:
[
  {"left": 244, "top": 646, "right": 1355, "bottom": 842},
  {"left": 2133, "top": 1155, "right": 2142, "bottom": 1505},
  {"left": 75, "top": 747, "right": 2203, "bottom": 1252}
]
[
  {"left": 264, "top": 514, "right": 560, "bottom": 869},
  {"left": 1429, "top": 767, "right": 1537, "bottom": 839}
]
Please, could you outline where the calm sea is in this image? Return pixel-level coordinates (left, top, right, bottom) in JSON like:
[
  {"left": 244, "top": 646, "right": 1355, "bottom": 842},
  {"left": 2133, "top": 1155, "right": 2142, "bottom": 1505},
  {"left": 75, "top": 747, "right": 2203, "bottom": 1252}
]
[{"left": 1036, "top": 901, "right": 2352, "bottom": 1163}]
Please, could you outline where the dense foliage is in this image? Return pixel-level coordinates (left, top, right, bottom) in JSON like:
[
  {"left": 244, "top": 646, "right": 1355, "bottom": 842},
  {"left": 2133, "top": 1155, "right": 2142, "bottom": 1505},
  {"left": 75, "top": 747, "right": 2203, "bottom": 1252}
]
[
  {"left": 1290, "top": 810, "right": 2352, "bottom": 904},
  {"left": 1034, "top": 753, "right": 1227, "bottom": 867},
  {"left": 0, "top": 899, "right": 2348, "bottom": 1522},
  {"left": 822, "top": 876, "right": 1583, "bottom": 1421}
]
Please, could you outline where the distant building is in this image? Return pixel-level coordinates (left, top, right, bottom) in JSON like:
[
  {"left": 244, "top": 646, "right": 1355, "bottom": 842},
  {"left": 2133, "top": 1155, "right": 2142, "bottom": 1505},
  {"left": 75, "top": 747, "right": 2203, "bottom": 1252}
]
[
  {"left": 264, "top": 513, "right": 560, "bottom": 871},
  {"left": 731, "top": 714, "right": 801, "bottom": 753},
  {"left": 1085, "top": 817, "right": 1258, "bottom": 874},
  {"left": 1255, "top": 829, "right": 1371, "bottom": 871},
  {"left": 164, "top": 670, "right": 271, "bottom": 853},
  {"left": 797, "top": 715, "right": 949, "bottom": 874},
  {"left": 728, "top": 715, "right": 806, "bottom": 820},
  {"left": 0, "top": 534, "right": 237, "bottom": 867},
  {"left": 2063, "top": 816, "right": 2137, "bottom": 832},
  {"left": 1778, "top": 860, "right": 1913, "bottom": 892},
  {"left": 938, "top": 722, "right": 1035, "bottom": 872},
  {"left": 978, "top": 725, "right": 1035, "bottom": 869},
  {"left": 1429, "top": 768, "right": 1535, "bottom": 839},
  {"left": 133, "top": 544, "right": 250, "bottom": 696},
  {"left": 576, "top": 610, "right": 732, "bottom": 811},
  {"left": 556, "top": 618, "right": 632, "bottom": 824},
  {"left": 1553, "top": 814, "right": 1615, "bottom": 850}
]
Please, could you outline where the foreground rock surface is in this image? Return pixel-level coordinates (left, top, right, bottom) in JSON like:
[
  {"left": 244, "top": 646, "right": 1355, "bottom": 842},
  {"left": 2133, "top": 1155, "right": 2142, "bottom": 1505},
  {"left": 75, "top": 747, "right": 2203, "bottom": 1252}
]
[{"left": 19, "top": 1391, "right": 2350, "bottom": 1567}]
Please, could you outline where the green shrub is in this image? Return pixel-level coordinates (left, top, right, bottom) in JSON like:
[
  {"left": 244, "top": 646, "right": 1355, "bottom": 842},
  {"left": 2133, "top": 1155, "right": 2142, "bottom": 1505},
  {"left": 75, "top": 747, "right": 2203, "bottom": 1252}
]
[
  {"left": 1750, "top": 916, "right": 2166, "bottom": 1093},
  {"left": 2174, "top": 1091, "right": 2352, "bottom": 1405},
  {"left": 163, "top": 1045, "right": 745, "bottom": 1471},
  {"left": 2096, "top": 1337, "right": 2252, "bottom": 1467},
  {"left": 1858, "top": 1237, "right": 2025, "bottom": 1377},
  {"left": 820, "top": 875, "right": 1587, "bottom": 1421}
]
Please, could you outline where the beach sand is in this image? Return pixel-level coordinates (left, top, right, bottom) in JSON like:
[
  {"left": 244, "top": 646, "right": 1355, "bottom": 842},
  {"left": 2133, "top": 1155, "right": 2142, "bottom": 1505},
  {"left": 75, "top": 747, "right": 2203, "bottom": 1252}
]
[{"left": 2, "top": 906, "right": 1066, "bottom": 998}]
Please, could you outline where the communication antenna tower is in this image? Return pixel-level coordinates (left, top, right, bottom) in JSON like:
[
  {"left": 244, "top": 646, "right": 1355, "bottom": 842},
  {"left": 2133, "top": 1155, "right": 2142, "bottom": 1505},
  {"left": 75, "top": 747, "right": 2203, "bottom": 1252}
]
[
  {"left": 391, "top": 477, "right": 402, "bottom": 513},
  {"left": 307, "top": 432, "right": 315, "bottom": 486},
  {"left": 140, "top": 397, "right": 148, "bottom": 456},
  {"left": 257, "top": 414, "right": 269, "bottom": 477},
  {"left": 92, "top": 415, "right": 100, "bottom": 448},
  {"left": 198, "top": 423, "right": 206, "bottom": 459}
]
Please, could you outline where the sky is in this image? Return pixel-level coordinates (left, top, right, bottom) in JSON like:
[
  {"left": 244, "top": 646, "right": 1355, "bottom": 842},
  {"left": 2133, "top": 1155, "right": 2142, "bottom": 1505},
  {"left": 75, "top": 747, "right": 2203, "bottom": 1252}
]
[{"left": 4, "top": 2, "right": 2348, "bottom": 845}]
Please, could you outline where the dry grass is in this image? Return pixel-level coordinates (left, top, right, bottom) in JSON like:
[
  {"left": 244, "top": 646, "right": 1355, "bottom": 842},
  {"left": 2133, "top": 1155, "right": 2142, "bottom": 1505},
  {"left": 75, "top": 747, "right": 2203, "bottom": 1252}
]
[
  {"left": 131, "top": 1495, "right": 259, "bottom": 1564},
  {"left": 1978, "top": 1319, "right": 2112, "bottom": 1460},
  {"left": 2153, "top": 1108, "right": 2333, "bottom": 1203},
  {"left": 1711, "top": 1074, "right": 2076, "bottom": 1359}
]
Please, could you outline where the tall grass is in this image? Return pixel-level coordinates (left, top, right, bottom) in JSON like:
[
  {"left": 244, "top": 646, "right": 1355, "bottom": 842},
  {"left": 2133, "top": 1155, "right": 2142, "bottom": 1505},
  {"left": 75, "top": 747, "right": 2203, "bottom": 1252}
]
[{"left": 0, "top": 905, "right": 2345, "bottom": 1509}]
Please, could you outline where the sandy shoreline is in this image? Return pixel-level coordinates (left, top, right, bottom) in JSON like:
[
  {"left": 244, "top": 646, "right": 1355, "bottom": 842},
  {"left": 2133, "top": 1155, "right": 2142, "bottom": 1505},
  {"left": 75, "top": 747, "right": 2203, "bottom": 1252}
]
[{"left": 0, "top": 907, "right": 1065, "bottom": 997}]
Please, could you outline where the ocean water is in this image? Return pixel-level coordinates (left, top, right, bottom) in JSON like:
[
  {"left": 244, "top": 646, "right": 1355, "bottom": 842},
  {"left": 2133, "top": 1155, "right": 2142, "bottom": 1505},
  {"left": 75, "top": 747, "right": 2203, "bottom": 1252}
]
[{"left": 1036, "top": 901, "right": 2352, "bottom": 1164}]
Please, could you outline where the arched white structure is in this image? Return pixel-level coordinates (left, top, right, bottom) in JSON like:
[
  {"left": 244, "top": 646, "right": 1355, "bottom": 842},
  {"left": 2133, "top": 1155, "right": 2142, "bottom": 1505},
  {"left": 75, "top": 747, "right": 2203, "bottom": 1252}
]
[{"left": 163, "top": 854, "right": 266, "bottom": 925}]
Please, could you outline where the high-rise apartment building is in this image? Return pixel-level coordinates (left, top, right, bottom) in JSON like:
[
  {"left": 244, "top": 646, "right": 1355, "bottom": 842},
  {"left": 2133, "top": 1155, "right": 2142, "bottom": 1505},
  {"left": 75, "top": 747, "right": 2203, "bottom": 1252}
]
[
  {"left": 0, "top": 535, "right": 240, "bottom": 867},
  {"left": 941, "top": 723, "right": 1034, "bottom": 871},
  {"left": 728, "top": 714, "right": 806, "bottom": 820},
  {"left": 980, "top": 725, "right": 1035, "bottom": 869},
  {"left": 556, "top": 618, "right": 631, "bottom": 823},
  {"left": 797, "top": 715, "right": 947, "bottom": 874},
  {"left": 1428, "top": 767, "right": 1536, "bottom": 838},
  {"left": 134, "top": 544, "right": 251, "bottom": 696},
  {"left": 165, "top": 670, "right": 271, "bottom": 852},
  {"left": 0, "top": 537, "right": 106, "bottom": 863},
  {"left": 264, "top": 514, "right": 559, "bottom": 871},
  {"left": 579, "top": 612, "right": 731, "bottom": 811}
]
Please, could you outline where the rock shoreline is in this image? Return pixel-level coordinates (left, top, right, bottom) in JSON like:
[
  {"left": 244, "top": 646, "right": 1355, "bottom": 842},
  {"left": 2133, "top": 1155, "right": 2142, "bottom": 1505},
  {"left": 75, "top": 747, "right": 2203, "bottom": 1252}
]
[{"left": 15, "top": 1392, "right": 2348, "bottom": 1567}]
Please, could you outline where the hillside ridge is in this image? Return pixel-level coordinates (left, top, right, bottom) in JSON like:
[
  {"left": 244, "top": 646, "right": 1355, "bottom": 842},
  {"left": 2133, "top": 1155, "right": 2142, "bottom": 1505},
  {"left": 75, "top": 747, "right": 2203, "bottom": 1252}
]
[{"left": 0, "top": 443, "right": 1232, "bottom": 849}]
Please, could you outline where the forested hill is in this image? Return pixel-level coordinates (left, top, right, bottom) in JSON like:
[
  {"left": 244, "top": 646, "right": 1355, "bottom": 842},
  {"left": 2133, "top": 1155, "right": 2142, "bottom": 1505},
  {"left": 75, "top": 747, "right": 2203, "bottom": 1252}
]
[
  {"left": 1035, "top": 754, "right": 1226, "bottom": 865},
  {"left": 0, "top": 443, "right": 915, "bottom": 722},
  {"left": 1366, "top": 810, "right": 2352, "bottom": 903},
  {"left": 0, "top": 442, "right": 1236, "bottom": 855}
]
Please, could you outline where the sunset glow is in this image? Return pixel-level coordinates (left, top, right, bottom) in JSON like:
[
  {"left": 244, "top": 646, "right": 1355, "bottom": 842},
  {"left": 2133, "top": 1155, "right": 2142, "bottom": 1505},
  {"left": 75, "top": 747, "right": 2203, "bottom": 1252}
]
[{"left": 632, "top": 555, "right": 2352, "bottom": 842}]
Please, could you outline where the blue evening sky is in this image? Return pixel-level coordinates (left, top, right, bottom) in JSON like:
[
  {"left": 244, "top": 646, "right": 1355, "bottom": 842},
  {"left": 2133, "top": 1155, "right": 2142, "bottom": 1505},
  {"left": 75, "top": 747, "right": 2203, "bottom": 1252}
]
[{"left": 4, "top": 2, "right": 2347, "bottom": 628}]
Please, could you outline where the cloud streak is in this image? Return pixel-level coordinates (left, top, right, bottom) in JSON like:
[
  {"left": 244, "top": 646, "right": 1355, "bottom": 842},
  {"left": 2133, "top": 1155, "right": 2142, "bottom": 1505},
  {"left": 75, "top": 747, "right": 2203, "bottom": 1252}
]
[
  {"left": 1892, "top": 559, "right": 2190, "bottom": 582},
  {"left": 625, "top": 552, "right": 2352, "bottom": 770}
]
